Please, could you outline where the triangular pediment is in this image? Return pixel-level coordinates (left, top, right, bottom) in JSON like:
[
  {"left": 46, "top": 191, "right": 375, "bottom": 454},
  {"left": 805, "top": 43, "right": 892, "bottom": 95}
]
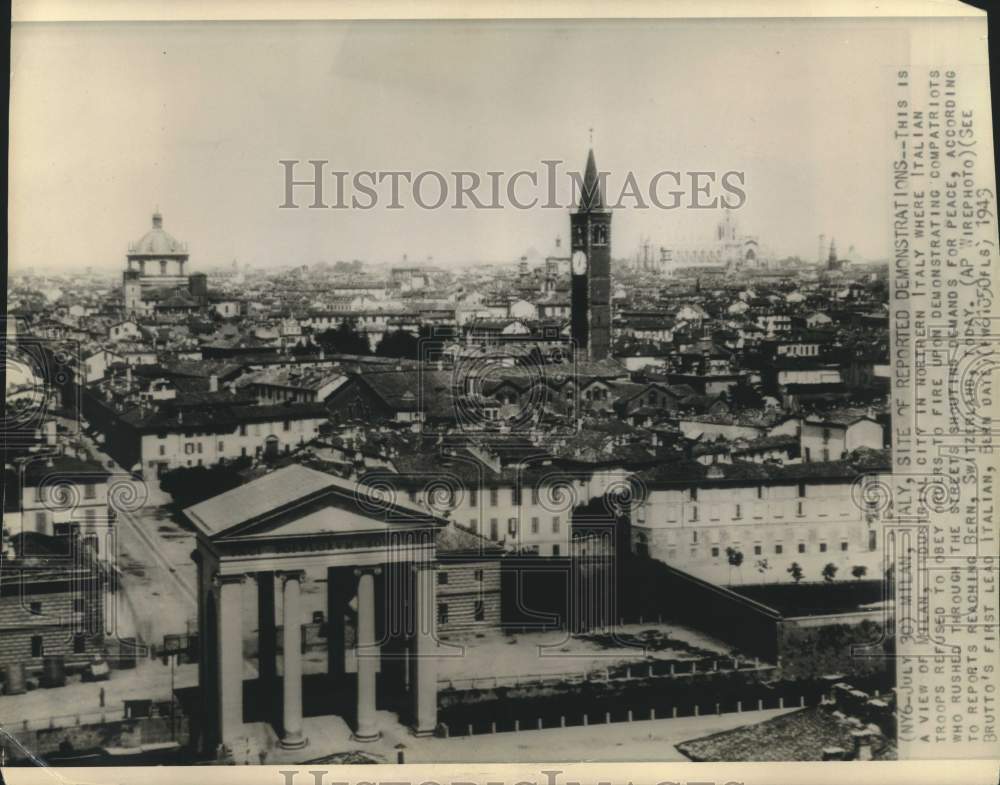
[{"left": 184, "top": 463, "right": 445, "bottom": 541}]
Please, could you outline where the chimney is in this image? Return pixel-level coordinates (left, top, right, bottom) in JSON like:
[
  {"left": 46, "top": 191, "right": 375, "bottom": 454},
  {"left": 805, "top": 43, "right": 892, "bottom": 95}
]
[{"left": 209, "top": 374, "right": 219, "bottom": 392}]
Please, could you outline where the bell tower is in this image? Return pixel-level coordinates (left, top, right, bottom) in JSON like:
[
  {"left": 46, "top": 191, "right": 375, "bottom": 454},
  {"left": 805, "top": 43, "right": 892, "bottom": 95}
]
[{"left": 570, "top": 147, "right": 612, "bottom": 361}]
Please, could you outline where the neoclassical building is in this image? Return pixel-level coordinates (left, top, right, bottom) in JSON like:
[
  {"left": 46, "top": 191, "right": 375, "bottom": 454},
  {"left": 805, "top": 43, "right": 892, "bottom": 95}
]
[
  {"left": 184, "top": 464, "right": 447, "bottom": 756},
  {"left": 122, "top": 210, "right": 206, "bottom": 315}
]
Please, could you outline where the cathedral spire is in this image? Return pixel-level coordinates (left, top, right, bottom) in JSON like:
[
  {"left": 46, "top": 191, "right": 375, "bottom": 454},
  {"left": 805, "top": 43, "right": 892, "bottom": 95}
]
[{"left": 578, "top": 148, "right": 604, "bottom": 211}]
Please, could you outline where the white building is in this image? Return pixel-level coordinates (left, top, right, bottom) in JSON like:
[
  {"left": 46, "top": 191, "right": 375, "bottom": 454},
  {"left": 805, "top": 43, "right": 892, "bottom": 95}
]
[{"left": 632, "top": 455, "right": 889, "bottom": 586}]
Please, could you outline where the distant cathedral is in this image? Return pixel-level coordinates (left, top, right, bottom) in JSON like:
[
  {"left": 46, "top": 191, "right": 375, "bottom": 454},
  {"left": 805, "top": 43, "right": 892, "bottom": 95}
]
[
  {"left": 652, "top": 210, "right": 770, "bottom": 274},
  {"left": 570, "top": 148, "right": 612, "bottom": 361}
]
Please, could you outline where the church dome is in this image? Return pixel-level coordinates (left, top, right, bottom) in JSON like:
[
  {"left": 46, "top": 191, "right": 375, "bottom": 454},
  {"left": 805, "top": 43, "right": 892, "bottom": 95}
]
[{"left": 129, "top": 211, "right": 187, "bottom": 256}]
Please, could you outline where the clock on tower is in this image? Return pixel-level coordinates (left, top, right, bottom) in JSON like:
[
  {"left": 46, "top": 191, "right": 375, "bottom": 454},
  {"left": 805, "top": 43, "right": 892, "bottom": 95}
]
[{"left": 570, "top": 147, "right": 612, "bottom": 361}]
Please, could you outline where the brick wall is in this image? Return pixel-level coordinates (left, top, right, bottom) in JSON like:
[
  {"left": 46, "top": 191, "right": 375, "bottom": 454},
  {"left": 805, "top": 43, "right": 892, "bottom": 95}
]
[
  {"left": 438, "top": 559, "right": 501, "bottom": 634},
  {"left": 0, "top": 577, "right": 104, "bottom": 670}
]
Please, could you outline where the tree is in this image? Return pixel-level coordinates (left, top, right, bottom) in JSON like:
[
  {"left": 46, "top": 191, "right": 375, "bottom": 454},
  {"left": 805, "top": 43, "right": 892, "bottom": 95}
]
[
  {"left": 725, "top": 546, "right": 744, "bottom": 582},
  {"left": 316, "top": 319, "right": 371, "bottom": 356},
  {"left": 159, "top": 461, "right": 248, "bottom": 508},
  {"left": 822, "top": 562, "right": 838, "bottom": 582},
  {"left": 375, "top": 329, "right": 419, "bottom": 360},
  {"left": 755, "top": 558, "right": 770, "bottom": 581},
  {"left": 726, "top": 383, "right": 764, "bottom": 410},
  {"left": 851, "top": 565, "right": 868, "bottom": 581},
  {"left": 787, "top": 562, "right": 804, "bottom": 583}
]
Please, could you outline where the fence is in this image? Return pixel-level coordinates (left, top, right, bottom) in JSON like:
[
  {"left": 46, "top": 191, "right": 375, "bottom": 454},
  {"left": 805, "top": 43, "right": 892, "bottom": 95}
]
[
  {"left": 439, "top": 691, "right": 810, "bottom": 738},
  {"left": 439, "top": 655, "right": 769, "bottom": 691},
  {"left": 13, "top": 699, "right": 177, "bottom": 732}
]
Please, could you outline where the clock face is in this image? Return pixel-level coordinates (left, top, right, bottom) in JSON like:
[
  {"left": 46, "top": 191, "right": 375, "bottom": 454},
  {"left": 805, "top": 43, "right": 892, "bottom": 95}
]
[{"left": 572, "top": 250, "right": 588, "bottom": 276}]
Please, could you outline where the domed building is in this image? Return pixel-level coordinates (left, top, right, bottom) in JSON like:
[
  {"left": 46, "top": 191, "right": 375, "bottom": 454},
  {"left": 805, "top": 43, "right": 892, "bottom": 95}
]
[
  {"left": 126, "top": 210, "right": 189, "bottom": 280},
  {"left": 123, "top": 210, "right": 205, "bottom": 315}
]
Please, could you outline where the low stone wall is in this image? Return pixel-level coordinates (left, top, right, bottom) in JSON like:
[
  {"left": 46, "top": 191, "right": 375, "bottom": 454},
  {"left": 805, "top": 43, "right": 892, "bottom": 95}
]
[{"left": 2, "top": 715, "right": 190, "bottom": 763}]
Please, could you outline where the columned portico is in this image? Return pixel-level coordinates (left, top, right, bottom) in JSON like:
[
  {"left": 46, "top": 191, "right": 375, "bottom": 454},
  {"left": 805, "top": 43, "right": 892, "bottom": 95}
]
[{"left": 185, "top": 465, "right": 445, "bottom": 758}]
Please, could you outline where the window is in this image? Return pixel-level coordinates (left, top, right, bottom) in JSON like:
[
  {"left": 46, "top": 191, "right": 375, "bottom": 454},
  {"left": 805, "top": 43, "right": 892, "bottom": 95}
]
[
  {"left": 798, "top": 483, "right": 806, "bottom": 497},
  {"left": 73, "top": 633, "right": 86, "bottom": 654},
  {"left": 185, "top": 443, "right": 194, "bottom": 455},
  {"left": 474, "top": 569, "right": 484, "bottom": 582},
  {"left": 283, "top": 420, "right": 291, "bottom": 432},
  {"left": 798, "top": 543, "right": 806, "bottom": 553},
  {"left": 735, "top": 504, "right": 742, "bottom": 519},
  {"left": 474, "top": 600, "right": 485, "bottom": 622},
  {"left": 490, "top": 518, "right": 499, "bottom": 540},
  {"left": 31, "top": 636, "right": 44, "bottom": 657},
  {"left": 240, "top": 424, "right": 247, "bottom": 436},
  {"left": 241, "top": 447, "right": 247, "bottom": 457},
  {"left": 757, "top": 486, "right": 763, "bottom": 499},
  {"left": 754, "top": 545, "right": 762, "bottom": 555},
  {"left": 841, "top": 541, "right": 849, "bottom": 551},
  {"left": 437, "top": 571, "right": 448, "bottom": 585},
  {"left": 470, "top": 518, "right": 478, "bottom": 532},
  {"left": 531, "top": 487, "right": 539, "bottom": 505},
  {"left": 819, "top": 542, "right": 827, "bottom": 553},
  {"left": 531, "top": 516, "right": 540, "bottom": 533},
  {"left": 690, "top": 487, "right": 698, "bottom": 501},
  {"left": 159, "top": 445, "right": 166, "bottom": 456},
  {"left": 552, "top": 544, "right": 560, "bottom": 556},
  {"left": 552, "top": 516, "right": 560, "bottom": 533},
  {"left": 218, "top": 441, "right": 225, "bottom": 452},
  {"left": 508, "top": 518, "right": 517, "bottom": 536},
  {"left": 408, "top": 490, "right": 417, "bottom": 503},
  {"left": 197, "top": 442, "right": 203, "bottom": 454},
  {"left": 797, "top": 501, "right": 804, "bottom": 516},
  {"left": 775, "top": 544, "right": 783, "bottom": 554},
  {"left": 692, "top": 530, "right": 698, "bottom": 543},
  {"left": 35, "top": 512, "right": 46, "bottom": 529},
  {"left": 30, "top": 601, "right": 42, "bottom": 615},
  {"left": 489, "top": 488, "right": 498, "bottom": 506},
  {"left": 84, "top": 483, "right": 96, "bottom": 500},
  {"left": 869, "top": 529, "right": 878, "bottom": 551},
  {"left": 711, "top": 546, "right": 720, "bottom": 558},
  {"left": 437, "top": 603, "right": 449, "bottom": 625},
  {"left": 512, "top": 487, "right": 521, "bottom": 505},
  {"left": 822, "top": 448, "right": 830, "bottom": 462},
  {"left": 469, "top": 488, "right": 477, "bottom": 506}
]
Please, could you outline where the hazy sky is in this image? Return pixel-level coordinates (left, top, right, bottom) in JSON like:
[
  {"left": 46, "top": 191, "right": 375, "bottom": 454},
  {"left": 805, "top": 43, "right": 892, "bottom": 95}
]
[{"left": 10, "top": 18, "right": 928, "bottom": 272}]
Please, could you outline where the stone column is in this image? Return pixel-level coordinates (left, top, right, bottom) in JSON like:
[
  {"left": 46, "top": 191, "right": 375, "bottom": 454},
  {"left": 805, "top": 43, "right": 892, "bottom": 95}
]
[
  {"left": 279, "top": 570, "right": 308, "bottom": 749},
  {"left": 215, "top": 574, "right": 245, "bottom": 748},
  {"left": 411, "top": 562, "right": 438, "bottom": 736},
  {"left": 353, "top": 566, "right": 382, "bottom": 742}
]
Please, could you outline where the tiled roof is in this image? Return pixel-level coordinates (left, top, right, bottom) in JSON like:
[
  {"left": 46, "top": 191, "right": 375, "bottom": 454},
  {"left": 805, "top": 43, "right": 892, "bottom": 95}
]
[{"left": 184, "top": 465, "right": 332, "bottom": 536}]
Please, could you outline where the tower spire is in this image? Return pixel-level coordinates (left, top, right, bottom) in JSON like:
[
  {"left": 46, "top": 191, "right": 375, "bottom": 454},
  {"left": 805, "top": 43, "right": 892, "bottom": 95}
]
[{"left": 578, "top": 147, "right": 604, "bottom": 211}]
